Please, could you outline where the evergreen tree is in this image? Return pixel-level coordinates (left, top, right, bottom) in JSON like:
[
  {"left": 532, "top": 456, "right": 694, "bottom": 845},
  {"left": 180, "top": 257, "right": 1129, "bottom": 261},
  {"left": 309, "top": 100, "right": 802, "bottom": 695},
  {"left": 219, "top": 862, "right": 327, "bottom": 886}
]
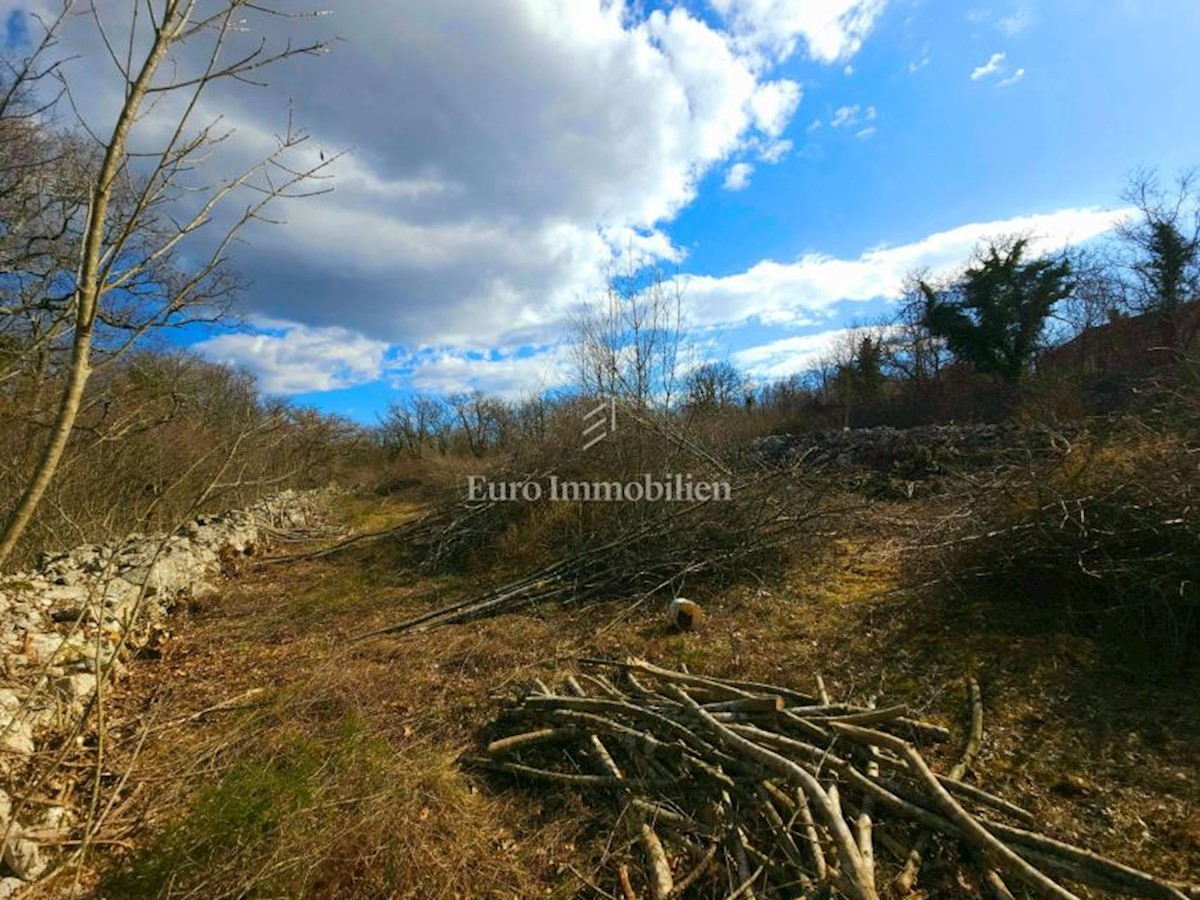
[{"left": 920, "top": 238, "right": 1073, "bottom": 384}]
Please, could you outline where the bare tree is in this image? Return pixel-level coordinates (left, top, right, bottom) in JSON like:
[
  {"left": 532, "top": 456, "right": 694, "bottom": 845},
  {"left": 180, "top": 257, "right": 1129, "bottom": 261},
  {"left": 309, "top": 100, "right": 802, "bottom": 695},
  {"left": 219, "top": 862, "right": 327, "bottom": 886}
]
[
  {"left": 883, "top": 269, "right": 951, "bottom": 382},
  {"left": 381, "top": 394, "right": 451, "bottom": 459},
  {"left": 1054, "top": 245, "right": 1127, "bottom": 335},
  {"left": 813, "top": 326, "right": 888, "bottom": 427},
  {"left": 684, "top": 359, "right": 747, "bottom": 412},
  {"left": 571, "top": 256, "right": 686, "bottom": 411},
  {"left": 447, "top": 390, "right": 514, "bottom": 457},
  {"left": 1115, "top": 167, "right": 1200, "bottom": 316},
  {"left": 0, "top": 2, "right": 334, "bottom": 567}
]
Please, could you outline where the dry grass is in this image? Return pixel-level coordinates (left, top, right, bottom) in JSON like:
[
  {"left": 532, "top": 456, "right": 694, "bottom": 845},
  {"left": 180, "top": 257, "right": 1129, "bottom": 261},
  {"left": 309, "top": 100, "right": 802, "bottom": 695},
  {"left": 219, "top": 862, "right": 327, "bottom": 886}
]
[
  {"left": 921, "top": 423, "right": 1199, "bottom": 667},
  {"left": 47, "top": 489, "right": 1200, "bottom": 899}
]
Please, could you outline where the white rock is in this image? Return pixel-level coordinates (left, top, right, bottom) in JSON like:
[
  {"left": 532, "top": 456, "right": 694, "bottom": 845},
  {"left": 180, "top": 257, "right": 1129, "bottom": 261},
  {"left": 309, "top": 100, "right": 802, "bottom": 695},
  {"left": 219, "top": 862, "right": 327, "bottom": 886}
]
[
  {"left": 3, "top": 835, "right": 46, "bottom": 881},
  {"left": 0, "top": 489, "right": 326, "bottom": 890}
]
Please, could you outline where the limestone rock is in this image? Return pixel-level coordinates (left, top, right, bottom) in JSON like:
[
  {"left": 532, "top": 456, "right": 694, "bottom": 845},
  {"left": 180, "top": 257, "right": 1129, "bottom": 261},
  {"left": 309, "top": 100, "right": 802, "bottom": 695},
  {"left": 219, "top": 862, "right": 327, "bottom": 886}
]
[{"left": 0, "top": 487, "right": 329, "bottom": 892}]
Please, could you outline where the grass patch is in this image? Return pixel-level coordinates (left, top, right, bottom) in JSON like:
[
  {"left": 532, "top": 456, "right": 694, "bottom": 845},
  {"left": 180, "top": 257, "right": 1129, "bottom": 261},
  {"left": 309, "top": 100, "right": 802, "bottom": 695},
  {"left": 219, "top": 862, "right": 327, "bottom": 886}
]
[
  {"left": 89, "top": 484, "right": 1199, "bottom": 897},
  {"left": 103, "top": 741, "right": 321, "bottom": 898}
]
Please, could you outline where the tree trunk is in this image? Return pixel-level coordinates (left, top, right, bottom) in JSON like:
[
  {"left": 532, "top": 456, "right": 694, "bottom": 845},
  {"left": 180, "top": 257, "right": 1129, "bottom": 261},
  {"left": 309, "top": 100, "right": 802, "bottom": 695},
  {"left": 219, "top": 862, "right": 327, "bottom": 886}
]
[
  {"left": 0, "top": 310, "right": 96, "bottom": 566},
  {"left": 0, "top": 4, "right": 179, "bottom": 569}
]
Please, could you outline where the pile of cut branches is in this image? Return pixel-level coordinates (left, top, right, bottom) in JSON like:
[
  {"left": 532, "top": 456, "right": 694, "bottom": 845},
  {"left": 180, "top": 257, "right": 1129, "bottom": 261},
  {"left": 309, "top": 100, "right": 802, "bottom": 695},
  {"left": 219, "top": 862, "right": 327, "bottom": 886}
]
[
  {"left": 359, "top": 463, "right": 840, "bottom": 638},
  {"left": 467, "top": 659, "right": 1199, "bottom": 900}
]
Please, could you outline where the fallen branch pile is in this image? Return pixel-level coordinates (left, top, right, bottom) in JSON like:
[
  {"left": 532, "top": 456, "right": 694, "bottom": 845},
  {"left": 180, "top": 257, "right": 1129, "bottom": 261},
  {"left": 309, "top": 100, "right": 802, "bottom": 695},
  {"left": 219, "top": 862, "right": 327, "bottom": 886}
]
[
  {"left": 467, "top": 659, "right": 1199, "bottom": 900},
  {"left": 357, "top": 466, "right": 841, "bottom": 639}
]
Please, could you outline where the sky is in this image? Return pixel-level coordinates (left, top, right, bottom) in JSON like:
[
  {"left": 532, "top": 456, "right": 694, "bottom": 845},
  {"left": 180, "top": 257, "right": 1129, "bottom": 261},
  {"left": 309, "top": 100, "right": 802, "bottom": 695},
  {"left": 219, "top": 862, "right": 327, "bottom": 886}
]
[{"left": 5, "top": 0, "right": 1200, "bottom": 422}]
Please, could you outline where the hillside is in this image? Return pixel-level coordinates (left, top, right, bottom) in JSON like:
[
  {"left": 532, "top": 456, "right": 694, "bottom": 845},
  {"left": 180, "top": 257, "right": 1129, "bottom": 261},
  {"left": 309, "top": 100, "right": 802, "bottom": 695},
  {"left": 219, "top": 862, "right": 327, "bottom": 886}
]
[
  {"left": 5, "top": 415, "right": 1194, "bottom": 899},
  {"left": 3, "top": 6, "right": 1199, "bottom": 895}
]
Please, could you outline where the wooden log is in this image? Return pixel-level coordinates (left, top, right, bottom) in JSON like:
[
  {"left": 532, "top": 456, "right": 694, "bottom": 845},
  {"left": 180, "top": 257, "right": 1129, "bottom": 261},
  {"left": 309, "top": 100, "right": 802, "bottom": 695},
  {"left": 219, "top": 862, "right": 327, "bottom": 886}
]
[
  {"left": 464, "top": 757, "right": 676, "bottom": 789},
  {"left": 702, "top": 696, "right": 785, "bottom": 714},
  {"left": 831, "top": 723, "right": 1079, "bottom": 900},
  {"left": 666, "top": 685, "right": 878, "bottom": 900},
  {"left": 566, "top": 676, "right": 674, "bottom": 900},
  {"left": 641, "top": 823, "right": 674, "bottom": 900},
  {"left": 486, "top": 727, "right": 576, "bottom": 755}
]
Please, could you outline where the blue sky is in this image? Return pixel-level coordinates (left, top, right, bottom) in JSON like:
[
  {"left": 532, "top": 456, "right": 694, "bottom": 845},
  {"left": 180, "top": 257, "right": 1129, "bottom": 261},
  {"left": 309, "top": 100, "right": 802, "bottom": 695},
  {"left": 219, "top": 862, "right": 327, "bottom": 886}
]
[{"left": 7, "top": 0, "right": 1199, "bottom": 423}]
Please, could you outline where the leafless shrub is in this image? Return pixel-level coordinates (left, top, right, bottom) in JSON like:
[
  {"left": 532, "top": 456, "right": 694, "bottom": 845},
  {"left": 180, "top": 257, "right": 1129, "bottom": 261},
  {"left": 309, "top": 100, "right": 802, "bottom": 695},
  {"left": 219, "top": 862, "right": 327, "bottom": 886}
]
[{"left": 919, "top": 383, "right": 1199, "bottom": 666}]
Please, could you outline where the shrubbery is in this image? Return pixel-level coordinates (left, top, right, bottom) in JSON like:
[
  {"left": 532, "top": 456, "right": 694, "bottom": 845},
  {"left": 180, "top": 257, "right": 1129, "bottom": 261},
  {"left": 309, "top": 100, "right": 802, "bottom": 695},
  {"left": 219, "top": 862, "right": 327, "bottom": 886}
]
[
  {"left": 0, "top": 350, "right": 358, "bottom": 569},
  {"left": 925, "top": 391, "right": 1198, "bottom": 665}
]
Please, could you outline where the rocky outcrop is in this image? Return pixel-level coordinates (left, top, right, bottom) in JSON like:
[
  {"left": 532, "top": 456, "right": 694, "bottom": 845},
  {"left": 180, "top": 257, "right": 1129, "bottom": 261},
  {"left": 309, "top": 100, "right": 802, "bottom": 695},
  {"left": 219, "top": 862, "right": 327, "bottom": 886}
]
[{"left": 0, "top": 490, "right": 327, "bottom": 894}]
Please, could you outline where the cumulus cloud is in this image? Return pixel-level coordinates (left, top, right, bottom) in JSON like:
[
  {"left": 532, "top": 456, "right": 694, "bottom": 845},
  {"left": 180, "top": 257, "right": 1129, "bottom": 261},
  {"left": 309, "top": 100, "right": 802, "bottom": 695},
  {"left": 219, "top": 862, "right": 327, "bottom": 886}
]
[
  {"left": 201, "top": 2, "right": 826, "bottom": 351},
  {"left": 710, "top": 0, "right": 888, "bottom": 63},
  {"left": 971, "top": 51, "right": 1025, "bottom": 86},
  {"left": 193, "top": 321, "right": 393, "bottom": 394},
  {"left": 757, "top": 138, "right": 793, "bottom": 163},
  {"left": 8, "top": 0, "right": 896, "bottom": 396},
  {"left": 733, "top": 329, "right": 851, "bottom": 379},
  {"left": 12, "top": 1, "right": 848, "bottom": 352},
  {"left": 683, "top": 207, "right": 1129, "bottom": 330},
  {"left": 971, "top": 52, "right": 1007, "bottom": 80},
  {"left": 194, "top": 205, "right": 1130, "bottom": 395},
  {"left": 830, "top": 104, "right": 877, "bottom": 128},
  {"left": 723, "top": 162, "right": 755, "bottom": 190},
  {"left": 404, "top": 346, "right": 574, "bottom": 398}
]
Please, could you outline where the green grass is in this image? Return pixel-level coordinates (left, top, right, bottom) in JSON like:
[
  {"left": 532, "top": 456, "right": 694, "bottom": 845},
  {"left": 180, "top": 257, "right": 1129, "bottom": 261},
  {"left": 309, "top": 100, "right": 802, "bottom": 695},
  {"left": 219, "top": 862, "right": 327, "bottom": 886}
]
[{"left": 103, "top": 740, "right": 322, "bottom": 898}]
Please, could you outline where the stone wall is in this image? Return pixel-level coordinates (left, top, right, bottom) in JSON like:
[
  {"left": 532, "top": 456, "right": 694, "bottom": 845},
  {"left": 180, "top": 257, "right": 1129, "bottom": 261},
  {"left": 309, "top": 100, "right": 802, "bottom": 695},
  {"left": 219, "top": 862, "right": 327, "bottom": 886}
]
[
  {"left": 753, "top": 423, "right": 1076, "bottom": 477},
  {"left": 0, "top": 490, "right": 327, "bottom": 896}
]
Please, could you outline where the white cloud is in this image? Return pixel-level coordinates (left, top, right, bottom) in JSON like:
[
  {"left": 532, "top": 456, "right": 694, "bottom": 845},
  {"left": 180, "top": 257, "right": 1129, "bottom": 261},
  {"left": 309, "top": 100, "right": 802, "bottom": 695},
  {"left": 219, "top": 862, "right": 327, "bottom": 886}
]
[
  {"left": 748, "top": 78, "right": 803, "bottom": 136},
  {"left": 195, "top": 206, "right": 1131, "bottom": 395},
  {"left": 830, "top": 104, "right": 877, "bottom": 128},
  {"left": 831, "top": 105, "right": 856, "bottom": 127},
  {"left": 683, "top": 206, "right": 1130, "bottom": 330},
  {"left": 998, "top": 68, "right": 1026, "bottom": 87},
  {"left": 733, "top": 329, "right": 850, "bottom": 379},
  {"left": 997, "top": 5, "right": 1034, "bottom": 35},
  {"left": 404, "top": 346, "right": 574, "bottom": 398},
  {"left": 844, "top": 64, "right": 855, "bottom": 76},
  {"left": 723, "top": 162, "right": 755, "bottom": 190},
  {"left": 971, "top": 51, "right": 1025, "bottom": 86},
  {"left": 908, "top": 54, "right": 930, "bottom": 73},
  {"left": 194, "top": 321, "right": 393, "bottom": 394},
  {"left": 709, "top": 0, "right": 888, "bottom": 63},
  {"left": 971, "top": 51, "right": 1007, "bottom": 80},
  {"left": 757, "top": 138, "right": 793, "bottom": 163},
  {"left": 855, "top": 126, "right": 877, "bottom": 140},
  {"left": 198, "top": 1, "right": 828, "bottom": 351},
  {"left": 24, "top": 1, "right": 865, "bottom": 357}
]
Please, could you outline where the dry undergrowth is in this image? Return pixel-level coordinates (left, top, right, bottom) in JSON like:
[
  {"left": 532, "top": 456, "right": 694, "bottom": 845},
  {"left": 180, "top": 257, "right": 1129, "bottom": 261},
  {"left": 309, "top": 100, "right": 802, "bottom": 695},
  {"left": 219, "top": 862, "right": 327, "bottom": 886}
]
[{"left": 37, "top": 493, "right": 1200, "bottom": 898}]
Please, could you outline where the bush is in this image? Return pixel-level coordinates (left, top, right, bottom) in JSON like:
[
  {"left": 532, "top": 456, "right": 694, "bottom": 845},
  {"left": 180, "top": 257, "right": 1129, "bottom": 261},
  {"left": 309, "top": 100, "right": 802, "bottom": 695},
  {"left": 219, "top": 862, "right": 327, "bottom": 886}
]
[
  {"left": 382, "top": 396, "right": 839, "bottom": 612},
  {"left": 0, "top": 350, "right": 356, "bottom": 569},
  {"left": 926, "top": 414, "right": 1199, "bottom": 666}
]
